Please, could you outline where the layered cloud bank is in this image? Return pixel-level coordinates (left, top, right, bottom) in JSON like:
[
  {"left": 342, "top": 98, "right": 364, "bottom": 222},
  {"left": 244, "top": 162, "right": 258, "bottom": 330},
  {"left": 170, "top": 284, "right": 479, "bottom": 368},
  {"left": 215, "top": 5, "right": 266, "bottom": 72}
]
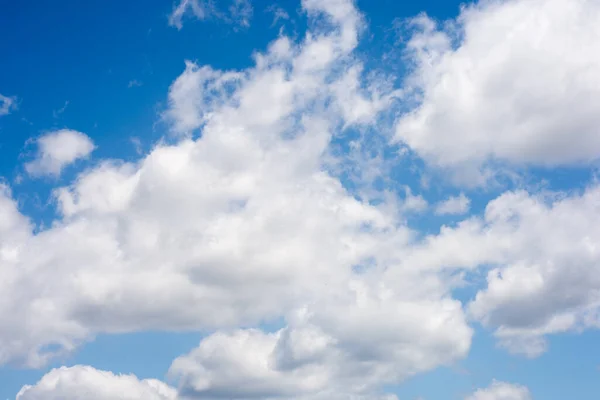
[{"left": 4, "top": 0, "right": 600, "bottom": 398}]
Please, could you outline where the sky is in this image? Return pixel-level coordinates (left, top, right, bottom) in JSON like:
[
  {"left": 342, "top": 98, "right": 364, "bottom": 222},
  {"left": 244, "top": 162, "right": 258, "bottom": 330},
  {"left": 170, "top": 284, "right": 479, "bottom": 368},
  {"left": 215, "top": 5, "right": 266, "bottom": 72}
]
[{"left": 1, "top": 0, "right": 600, "bottom": 399}]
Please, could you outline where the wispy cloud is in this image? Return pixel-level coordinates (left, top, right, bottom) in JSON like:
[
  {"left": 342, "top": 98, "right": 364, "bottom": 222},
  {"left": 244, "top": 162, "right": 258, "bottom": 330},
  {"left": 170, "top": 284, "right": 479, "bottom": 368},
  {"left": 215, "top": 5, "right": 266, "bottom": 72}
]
[
  {"left": 169, "top": 0, "right": 253, "bottom": 30},
  {"left": 266, "top": 4, "right": 289, "bottom": 26},
  {"left": 127, "top": 79, "right": 143, "bottom": 88},
  {"left": 0, "top": 93, "right": 17, "bottom": 116},
  {"left": 52, "top": 100, "right": 69, "bottom": 119}
]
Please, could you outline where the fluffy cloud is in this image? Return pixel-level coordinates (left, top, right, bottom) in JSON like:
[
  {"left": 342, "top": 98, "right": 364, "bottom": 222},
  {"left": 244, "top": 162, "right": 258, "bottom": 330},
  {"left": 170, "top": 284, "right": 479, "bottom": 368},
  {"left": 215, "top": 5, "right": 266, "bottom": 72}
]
[
  {"left": 15, "top": 366, "right": 176, "bottom": 400},
  {"left": 10, "top": 0, "right": 600, "bottom": 397},
  {"left": 467, "top": 186, "right": 600, "bottom": 356},
  {"left": 24, "top": 130, "right": 95, "bottom": 178},
  {"left": 170, "top": 284, "right": 470, "bottom": 398},
  {"left": 1, "top": 4, "right": 471, "bottom": 400},
  {"left": 400, "top": 184, "right": 600, "bottom": 357},
  {"left": 396, "top": 0, "right": 600, "bottom": 181},
  {"left": 168, "top": 0, "right": 253, "bottom": 30},
  {"left": 466, "top": 380, "right": 531, "bottom": 400},
  {"left": 435, "top": 193, "right": 470, "bottom": 215},
  {"left": 0, "top": 93, "right": 17, "bottom": 116},
  {"left": 16, "top": 365, "right": 397, "bottom": 400}
]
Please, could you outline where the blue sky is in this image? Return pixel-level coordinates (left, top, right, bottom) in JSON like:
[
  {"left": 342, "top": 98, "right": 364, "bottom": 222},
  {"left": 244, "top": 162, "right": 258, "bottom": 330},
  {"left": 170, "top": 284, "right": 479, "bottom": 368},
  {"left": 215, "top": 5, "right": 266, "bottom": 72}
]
[{"left": 1, "top": 0, "right": 600, "bottom": 399}]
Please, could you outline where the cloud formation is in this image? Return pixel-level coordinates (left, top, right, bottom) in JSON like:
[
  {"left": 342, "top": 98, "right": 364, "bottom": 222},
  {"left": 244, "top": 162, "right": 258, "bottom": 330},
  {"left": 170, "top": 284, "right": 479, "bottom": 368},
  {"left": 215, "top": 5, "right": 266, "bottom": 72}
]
[
  {"left": 24, "top": 129, "right": 95, "bottom": 178},
  {"left": 169, "top": 0, "right": 253, "bottom": 30},
  {"left": 6, "top": 0, "right": 600, "bottom": 398},
  {"left": 396, "top": 0, "right": 600, "bottom": 183},
  {"left": 16, "top": 366, "right": 176, "bottom": 400},
  {"left": 0, "top": 93, "right": 17, "bottom": 116},
  {"left": 466, "top": 380, "right": 531, "bottom": 400},
  {"left": 2, "top": 4, "right": 470, "bottom": 399},
  {"left": 435, "top": 193, "right": 471, "bottom": 215}
]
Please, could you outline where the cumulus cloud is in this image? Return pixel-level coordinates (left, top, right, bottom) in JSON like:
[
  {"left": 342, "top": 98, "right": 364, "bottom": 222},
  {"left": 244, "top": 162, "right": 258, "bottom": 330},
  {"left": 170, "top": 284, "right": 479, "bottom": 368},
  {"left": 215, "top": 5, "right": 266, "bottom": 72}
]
[
  {"left": 466, "top": 380, "right": 531, "bottom": 400},
  {"left": 170, "top": 287, "right": 469, "bottom": 398},
  {"left": 0, "top": 93, "right": 17, "bottom": 116},
  {"left": 9, "top": 0, "right": 600, "bottom": 397},
  {"left": 1, "top": 4, "right": 470, "bottom": 400},
  {"left": 16, "top": 366, "right": 176, "bottom": 400},
  {"left": 399, "top": 184, "right": 600, "bottom": 357},
  {"left": 396, "top": 0, "right": 600, "bottom": 182},
  {"left": 168, "top": 0, "right": 253, "bottom": 30},
  {"left": 16, "top": 364, "right": 398, "bottom": 400},
  {"left": 435, "top": 193, "right": 470, "bottom": 215},
  {"left": 24, "top": 129, "right": 95, "bottom": 178}
]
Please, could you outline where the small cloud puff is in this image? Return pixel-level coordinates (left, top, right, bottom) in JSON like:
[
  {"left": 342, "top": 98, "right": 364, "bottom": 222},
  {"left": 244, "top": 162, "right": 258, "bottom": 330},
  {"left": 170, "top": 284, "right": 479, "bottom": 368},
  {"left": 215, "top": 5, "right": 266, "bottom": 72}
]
[
  {"left": 435, "top": 193, "right": 471, "bottom": 215},
  {"left": 25, "top": 129, "right": 95, "bottom": 178},
  {"left": 466, "top": 380, "right": 531, "bottom": 400},
  {"left": 0, "top": 93, "right": 17, "bottom": 116}
]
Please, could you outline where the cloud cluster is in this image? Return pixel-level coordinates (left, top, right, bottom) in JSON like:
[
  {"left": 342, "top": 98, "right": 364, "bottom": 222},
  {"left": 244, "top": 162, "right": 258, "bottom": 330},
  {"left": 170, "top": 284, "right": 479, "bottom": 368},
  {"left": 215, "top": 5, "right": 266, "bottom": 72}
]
[
  {"left": 7, "top": 0, "right": 600, "bottom": 398},
  {"left": 16, "top": 367, "right": 530, "bottom": 400},
  {"left": 399, "top": 184, "right": 600, "bottom": 357},
  {"left": 396, "top": 0, "right": 600, "bottom": 183},
  {"left": 3, "top": 1, "right": 468, "bottom": 398}
]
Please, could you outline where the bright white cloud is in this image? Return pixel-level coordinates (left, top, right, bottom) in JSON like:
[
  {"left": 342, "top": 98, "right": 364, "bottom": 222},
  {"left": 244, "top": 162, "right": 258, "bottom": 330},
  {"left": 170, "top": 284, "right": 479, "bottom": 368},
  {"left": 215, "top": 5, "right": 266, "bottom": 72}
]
[
  {"left": 9, "top": 0, "right": 600, "bottom": 397},
  {"left": 170, "top": 285, "right": 470, "bottom": 398},
  {"left": 396, "top": 0, "right": 600, "bottom": 182},
  {"left": 16, "top": 364, "right": 398, "bottom": 400},
  {"left": 168, "top": 0, "right": 253, "bottom": 30},
  {"left": 399, "top": 184, "right": 600, "bottom": 357},
  {"left": 1, "top": 4, "right": 471, "bottom": 400},
  {"left": 24, "top": 129, "right": 95, "bottom": 178},
  {"left": 435, "top": 193, "right": 470, "bottom": 215},
  {"left": 466, "top": 380, "right": 531, "bottom": 400},
  {"left": 16, "top": 366, "right": 176, "bottom": 400},
  {"left": 0, "top": 93, "right": 17, "bottom": 116}
]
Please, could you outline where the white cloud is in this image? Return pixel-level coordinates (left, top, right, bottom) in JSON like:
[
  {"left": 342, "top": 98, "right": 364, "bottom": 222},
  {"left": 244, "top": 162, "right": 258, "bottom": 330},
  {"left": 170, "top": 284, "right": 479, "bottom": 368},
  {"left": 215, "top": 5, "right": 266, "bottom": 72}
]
[
  {"left": 467, "top": 186, "right": 600, "bottom": 356},
  {"left": 398, "top": 184, "right": 600, "bottom": 357},
  {"left": 168, "top": 0, "right": 253, "bottom": 30},
  {"left": 466, "top": 380, "right": 531, "bottom": 400},
  {"left": 10, "top": 0, "right": 600, "bottom": 396},
  {"left": 16, "top": 363, "right": 398, "bottom": 400},
  {"left": 396, "top": 0, "right": 600, "bottom": 182},
  {"left": 435, "top": 193, "right": 470, "bottom": 215},
  {"left": 1, "top": 5, "right": 470, "bottom": 399},
  {"left": 25, "top": 129, "right": 95, "bottom": 178},
  {"left": 0, "top": 93, "right": 17, "bottom": 116},
  {"left": 170, "top": 284, "right": 470, "bottom": 398},
  {"left": 16, "top": 366, "right": 176, "bottom": 400}
]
